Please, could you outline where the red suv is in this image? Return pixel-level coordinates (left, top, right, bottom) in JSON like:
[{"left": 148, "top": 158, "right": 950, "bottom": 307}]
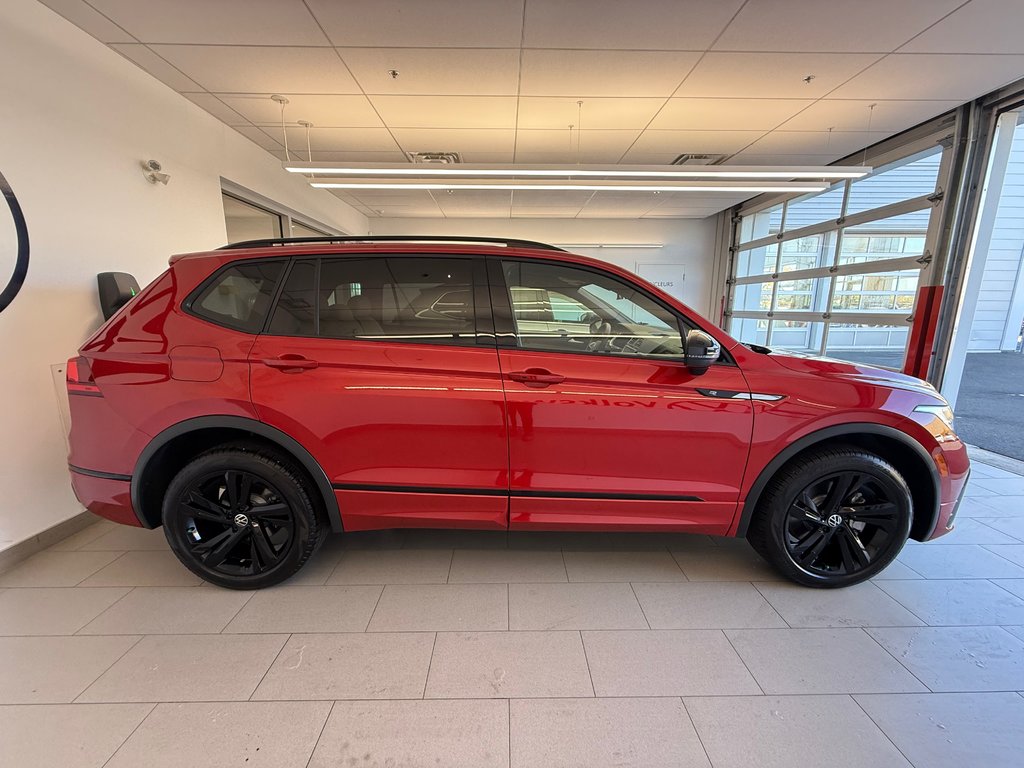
[{"left": 66, "top": 236, "right": 969, "bottom": 589}]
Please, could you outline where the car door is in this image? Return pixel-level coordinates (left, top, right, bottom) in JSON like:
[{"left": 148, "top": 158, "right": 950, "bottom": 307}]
[
  {"left": 491, "top": 256, "right": 754, "bottom": 534},
  {"left": 248, "top": 254, "right": 509, "bottom": 531}
]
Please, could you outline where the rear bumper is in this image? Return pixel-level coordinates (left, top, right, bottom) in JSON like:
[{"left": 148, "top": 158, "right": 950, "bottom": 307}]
[{"left": 68, "top": 466, "right": 143, "bottom": 527}]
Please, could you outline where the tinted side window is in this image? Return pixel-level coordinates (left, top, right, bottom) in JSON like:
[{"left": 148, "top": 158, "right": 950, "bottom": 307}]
[
  {"left": 319, "top": 257, "right": 477, "bottom": 346},
  {"left": 268, "top": 260, "right": 316, "bottom": 336},
  {"left": 192, "top": 260, "right": 284, "bottom": 333},
  {"left": 502, "top": 260, "right": 685, "bottom": 358}
]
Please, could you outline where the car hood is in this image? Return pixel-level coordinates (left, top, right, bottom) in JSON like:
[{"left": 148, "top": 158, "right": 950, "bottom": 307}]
[{"left": 767, "top": 349, "right": 942, "bottom": 399}]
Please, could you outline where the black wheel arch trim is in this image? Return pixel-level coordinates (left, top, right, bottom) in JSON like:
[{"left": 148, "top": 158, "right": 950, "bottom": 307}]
[
  {"left": 131, "top": 415, "right": 343, "bottom": 532},
  {"left": 734, "top": 423, "right": 940, "bottom": 541}
]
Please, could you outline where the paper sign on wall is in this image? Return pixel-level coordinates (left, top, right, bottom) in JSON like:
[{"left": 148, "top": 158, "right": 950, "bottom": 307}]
[{"left": 636, "top": 263, "right": 686, "bottom": 301}]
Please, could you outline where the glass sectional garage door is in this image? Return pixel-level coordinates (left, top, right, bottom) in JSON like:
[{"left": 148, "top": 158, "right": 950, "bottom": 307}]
[{"left": 726, "top": 147, "right": 946, "bottom": 370}]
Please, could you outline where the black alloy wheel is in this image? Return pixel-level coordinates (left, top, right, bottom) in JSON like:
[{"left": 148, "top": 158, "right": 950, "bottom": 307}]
[
  {"left": 784, "top": 472, "right": 901, "bottom": 577},
  {"left": 748, "top": 447, "right": 912, "bottom": 588},
  {"left": 162, "top": 447, "right": 324, "bottom": 589}
]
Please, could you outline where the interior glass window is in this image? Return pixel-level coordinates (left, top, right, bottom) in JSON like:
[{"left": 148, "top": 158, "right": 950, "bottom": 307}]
[
  {"left": 502, "top": 260, "right": 684, "bottom": 358},
  {"left": 192, "top": 260, "right": 284, "bottom": 333},
  {"left": 317, "top": 257, "right": 477, "bottom": 345}
]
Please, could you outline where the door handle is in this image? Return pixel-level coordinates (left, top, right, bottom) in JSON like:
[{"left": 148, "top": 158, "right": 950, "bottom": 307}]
[
  {"left": 508, "top": 368, "right": 565, "bottom": 387},
  {"left": 261, "top": 355, "right": 318, "bottom": 372}
]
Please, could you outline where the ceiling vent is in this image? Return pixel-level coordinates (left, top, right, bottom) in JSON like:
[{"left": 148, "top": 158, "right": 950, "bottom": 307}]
[
  {"left": 406, "top": 151, "right": 462, "bottom": 164},
  {"left": 670, "top": 153, "right": 727, "bottom": 166}
]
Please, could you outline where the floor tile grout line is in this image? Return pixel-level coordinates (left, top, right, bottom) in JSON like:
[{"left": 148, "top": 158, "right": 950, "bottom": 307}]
[
  {"left": 216, "top": 587, "right": 261, "bottom": 634},
  {"left": 678, "top": 696, "right": 714, "bottom": 768},
  {"left": 720, "top": 629, "right": 766, "bottom": 696},
  {"left": 506, "top": 582, "right": 511, "bottom": 631},
  {"left": 302, "top": 699, "right": 336, "bottom": 768},
  {"left": 71, "top": 633, "right": 146, "bottom": 704},
  {"left": 748, "top": 581, "right": 793, "bottom": 629},
  {"left": 506, "top": 696, "right": 512, "bottom": 768},
  {"left": 858, "top": 627, "right": 933, "bottom": 694},
  {"left": 628, "top": 582, "right": 652, "bottom": 629},
  {"left": 99, "top": 701, "right": 159, "bottom": 768},
  {"left": 422, "top": 631, "right": 439, "bottom": 700},
  {"left": 979, "top": 543, "right": 1024, "bottom": 571},
  {"left": 444, "top": 549, "right": 455, "bottom": 584},
  {"left": 578, "top": 630, "right": 597, "bottom": 698},
  {"left": 70, "top": 586, "right": 137, "bottom": 636},
  {"left": 867, "top": 581, "right": 931, "bottom": 628},
  {"left": 361, "top": 584, "right": 387, "bottom": 632},
  {"left": 848, "top": 693, "right": 919, "bottom": 767},
  {"left": 246, "top": 633, "right": 293, "bottom": 702}
]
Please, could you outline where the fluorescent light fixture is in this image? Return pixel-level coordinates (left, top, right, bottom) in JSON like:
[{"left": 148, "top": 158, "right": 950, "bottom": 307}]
[
  {"left": 285, "top": 161, "right": 870, "bottom": 180},
  {"left": 310, "top": 179, "right": 829, "bottom": 193}
]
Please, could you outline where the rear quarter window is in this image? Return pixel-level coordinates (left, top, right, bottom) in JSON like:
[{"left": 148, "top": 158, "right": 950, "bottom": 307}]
[{"left": 190, "top": 260, "right": 285, "bottom": 333}]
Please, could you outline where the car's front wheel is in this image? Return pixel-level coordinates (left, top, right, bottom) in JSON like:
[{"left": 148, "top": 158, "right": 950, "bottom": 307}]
[
  {"left": 748, "top": 446, "right": 913, "bottom": 588},
  {"left": 162, "top": 446, "right": 324, "bottom": 589}
]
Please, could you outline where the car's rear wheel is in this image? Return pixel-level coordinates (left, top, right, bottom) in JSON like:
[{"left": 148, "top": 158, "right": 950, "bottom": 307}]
[
  {"left": 161, "top": 446, "right": 324, "bottom": 589},
  {"left": 748, "top": 446, "right": 912, "bottom": 588}
]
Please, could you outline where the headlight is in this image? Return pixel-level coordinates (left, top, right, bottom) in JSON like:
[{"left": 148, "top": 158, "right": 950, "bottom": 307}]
[{"left": 914, "top": 403, "right": 955, "bottom": 432}]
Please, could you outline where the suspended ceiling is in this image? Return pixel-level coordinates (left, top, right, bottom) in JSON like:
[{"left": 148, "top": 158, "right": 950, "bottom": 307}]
[{"left": 39, "top": 0, "right": 1024, "bottom": 219}]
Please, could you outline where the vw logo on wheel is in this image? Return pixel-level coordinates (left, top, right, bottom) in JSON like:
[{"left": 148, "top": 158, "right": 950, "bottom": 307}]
[
  {"left": 826, "top": 513, "right": 844, "bottom": 527},
  {"left": 0, "top": 169, "right": 29, "bottom": 315},
  {"left": 233, "top": 513, "right": 250, "bottom": 528}
]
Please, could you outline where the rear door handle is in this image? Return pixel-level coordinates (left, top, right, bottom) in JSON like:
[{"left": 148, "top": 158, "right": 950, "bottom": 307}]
[
  {"left": 508, "top": 368, "right": 565, "bottom": 387},
  {"left": 261, "top": 355, "right": 318, "bottom": 372}
]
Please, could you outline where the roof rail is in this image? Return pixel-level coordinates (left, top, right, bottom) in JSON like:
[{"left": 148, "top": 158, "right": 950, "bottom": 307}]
[{"left": 218, "top": 235, "right": 566, "bottom": 252}]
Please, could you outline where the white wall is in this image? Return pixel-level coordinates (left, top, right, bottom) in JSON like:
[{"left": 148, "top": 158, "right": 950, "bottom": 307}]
[
  {"left": 368, "top": 217, "right": 723, "bottom": 318},
  {"left": 0, "top": 0, "right": 368, "bottom": 551}
]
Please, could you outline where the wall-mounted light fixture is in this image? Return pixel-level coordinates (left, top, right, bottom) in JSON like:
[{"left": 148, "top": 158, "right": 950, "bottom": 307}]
[{"left": 140, "top": 159, "right": 169, "bottom": 185}]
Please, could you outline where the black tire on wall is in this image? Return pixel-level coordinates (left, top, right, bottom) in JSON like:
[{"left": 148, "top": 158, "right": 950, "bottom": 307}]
[
  {"left": 748, "top": 446, "right": 913, "bottom": 588},
  {"left": 161, "top": 445, "right": 326, "bottom": 589}
]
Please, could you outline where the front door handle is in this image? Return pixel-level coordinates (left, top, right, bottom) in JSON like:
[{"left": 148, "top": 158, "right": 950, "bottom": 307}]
[
  {"left": 508, "top": 368, "right": 565, "bottom": 387},
  {"left": 261, "top": 355, "right": 318, "bottom": 372}
]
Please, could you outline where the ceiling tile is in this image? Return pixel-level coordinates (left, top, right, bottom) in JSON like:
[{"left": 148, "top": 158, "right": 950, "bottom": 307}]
[
  {"left": 779, "top": 99, "right": 959, "bottom": 132},
  {"left": 362, "top": 206, "right": 443, "bottom": 218},
  {"left": 38, "top": 0, "right": 134, "bottom": 43},
  {"left": 648, "top": 98, "right": 814, "bottom": 131},
  {"left": 511, "top": 150, "right": 634, "bottom": 163},
  {"left": 109, "top": 44, "right": 201, "bottom": 91},
  {"left": 88, "top": 0, "right": 326, "bottom": 45},
  {"left": 268, "top": 150, "right": 408, "bottom": 163},
  {"left": 675, "top": 52, "right": 881, "bottom": 98},
  {"left": 389, "top": 128, "right": 517, "bottom": 154},
  {"left": 901, "top": 0, "right": 1024, "bottom": 54},
  {"left": 725, "top": 152, "right": 839, "bottom": 165},
  {"left": 828, "top": 54, "right": 1024, "bottom": 101},
  {"left": 713, "top": 0, "right": 964, "bottom": 53},
  {"left": 515, "top": 129, "right": 641, "bottom": 154},
  {"left": 150, "top": 45, "right": 360, "bottom": 93},
  {"left": 181, "top": 93, "right": 251, "bottom": 125},
  {"left": 259, "top": 126, "right": 400, "bottom": 153},
  {"left": 512, "top": 190, "right": 597, "bottom": 207},
  {"left": 516, "top": 97, "right": 664, "bottom": 130},
  {"left": 457, "top": 151, "right": 518, "bottom": 164},
  {"left": 218, "top": 94, "right": 383, "bottom": 127},
  {"left": 232, "top": 125, "right": 282, "bottom": 150},
  {"left": 370, "top": 96, "right": 518, "bottom": 128},
  {"left": 740, "top": 130, "right": 892, "bottom": 157},
  {"left": 520, "top": 50, "right": 702, "bottom": 97},
  {"left": 512, "top": 207, "right": 586, "bottom": 217},
  {"left": 628, "top": 129, "right": 765, "bottom": 154},
  {"left": 306, "top": 0, "right": 525, "bottom": 47},
  {"left": 523, "top": 0, "right": 745, "bottom": 50},
  {"left": 340, "top": 48, "right": 521, "bottom": 95}
]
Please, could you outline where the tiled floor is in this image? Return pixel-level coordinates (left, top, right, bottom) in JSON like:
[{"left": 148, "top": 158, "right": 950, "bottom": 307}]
[{"left": 2, "top": 460, "right": 1024, "bottom": 766}]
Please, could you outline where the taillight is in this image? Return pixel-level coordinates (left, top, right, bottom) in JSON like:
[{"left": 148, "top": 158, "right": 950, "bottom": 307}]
[{"left": 66, "top": 356, "right": 101, "bottom": 396}]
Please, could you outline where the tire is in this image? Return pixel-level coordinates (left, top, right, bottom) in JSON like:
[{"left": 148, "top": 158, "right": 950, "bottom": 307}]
[
  {"left": 161, "top": 445, "right": 326, "bottom": 589},
  {"left": 747, "top": 446, "right": 912, "bottom": 588}
]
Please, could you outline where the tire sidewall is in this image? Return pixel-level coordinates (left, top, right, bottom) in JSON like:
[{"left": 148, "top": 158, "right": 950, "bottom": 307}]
[
  {"left": 765, "top": 453, "right": 912, "bottom": 588},
  {"left": 162, "top": 450, "right": 315, "bottom": 589}
]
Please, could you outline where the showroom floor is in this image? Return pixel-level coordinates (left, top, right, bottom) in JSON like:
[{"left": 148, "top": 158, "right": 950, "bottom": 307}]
[{"left": 1, "top": 461, "right": 1024, "bottom": 767}]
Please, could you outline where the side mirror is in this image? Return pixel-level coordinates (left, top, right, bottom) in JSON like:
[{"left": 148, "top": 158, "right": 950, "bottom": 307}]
[
  {"left": 684, "top": 329, "right": 721, "bottom": 374},
  {"left": 97, "top": 272, "right": 140, "bottom": 321}
]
